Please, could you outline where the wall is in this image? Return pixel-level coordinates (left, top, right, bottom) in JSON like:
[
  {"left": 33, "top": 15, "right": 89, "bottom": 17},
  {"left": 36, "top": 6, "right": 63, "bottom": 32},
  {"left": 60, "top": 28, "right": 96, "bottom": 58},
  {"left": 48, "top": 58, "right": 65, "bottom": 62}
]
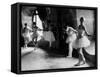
[{"left": 76, "top": 9, "right": 95, "bottom": 35}]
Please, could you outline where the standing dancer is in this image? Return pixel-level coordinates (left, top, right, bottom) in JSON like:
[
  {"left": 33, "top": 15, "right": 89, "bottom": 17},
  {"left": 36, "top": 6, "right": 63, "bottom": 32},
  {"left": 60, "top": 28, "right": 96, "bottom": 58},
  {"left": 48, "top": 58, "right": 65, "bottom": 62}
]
[
  {"left": 43, "top": 26, "right": 55, "bottom": 47},
  {"left": 66, "top": 26, "right": 77, "bottom": 57},
  {"left": 32, "top": 10, "right": 43, "bottom": 48},
  {"left": 74, "top": 17, "right": 90, "bottom": 66},
  {"left": 22, "top": 23, "right": 33, "bottom": 48}
]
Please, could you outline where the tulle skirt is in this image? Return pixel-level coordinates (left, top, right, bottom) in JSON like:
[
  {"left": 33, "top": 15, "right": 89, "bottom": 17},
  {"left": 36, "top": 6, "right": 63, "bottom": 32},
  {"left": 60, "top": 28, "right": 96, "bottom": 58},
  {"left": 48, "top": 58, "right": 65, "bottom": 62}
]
[
  {"left": 43, "top": 31, "right": 55, "bottom": 42},
  {"left": 66, "top": 33, "right": 77, "bottom": 43},
  {"left": 73, "top": 36, "right": 90, "bottom": 49},
  {"left": 22, "top": 32, "right": 33, "bottom": 42}
]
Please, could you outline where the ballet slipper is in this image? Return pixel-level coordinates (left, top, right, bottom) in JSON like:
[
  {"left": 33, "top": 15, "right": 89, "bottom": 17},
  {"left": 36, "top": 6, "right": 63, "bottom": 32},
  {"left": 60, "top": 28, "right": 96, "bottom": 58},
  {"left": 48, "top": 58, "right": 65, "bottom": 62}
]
[
  {"left": 74, "top": 61, "right": 85, "bottom": 66},
  {"left": 67, "top": 55, "right": 72, "bottom": 58},
  {"left": 34, "top": 47, "right": 37, "bottom": 51}
]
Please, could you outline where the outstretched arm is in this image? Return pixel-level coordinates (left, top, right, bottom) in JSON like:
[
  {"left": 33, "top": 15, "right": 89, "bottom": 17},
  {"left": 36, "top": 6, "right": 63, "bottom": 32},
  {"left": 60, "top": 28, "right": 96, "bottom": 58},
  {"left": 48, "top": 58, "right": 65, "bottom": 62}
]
[{"left": 83, "top": 26, "right": 92, "bottom": 37}]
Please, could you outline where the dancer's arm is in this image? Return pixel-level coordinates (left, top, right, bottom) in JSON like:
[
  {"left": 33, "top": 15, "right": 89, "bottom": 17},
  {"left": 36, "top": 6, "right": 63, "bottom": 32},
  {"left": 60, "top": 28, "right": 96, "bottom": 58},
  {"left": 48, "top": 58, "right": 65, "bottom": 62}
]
[{"left": 83, "top": 26, "right": 92, "bottom": 37}]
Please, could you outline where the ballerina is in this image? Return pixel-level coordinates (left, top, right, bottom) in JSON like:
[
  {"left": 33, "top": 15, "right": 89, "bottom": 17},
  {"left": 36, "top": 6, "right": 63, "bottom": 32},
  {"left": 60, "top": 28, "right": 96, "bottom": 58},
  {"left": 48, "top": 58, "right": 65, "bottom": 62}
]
[
  {"left": 74, "top": 17, "right": 90, "bottom": 66},
  {"left": 43, "top": 26, "right": 55, "bottom": 47},
  {"left": 22, "top": 23, "right": 33, "bottom": 48},
  {"left": 66, "top": 26, "right": 78, "bottom": 57}
]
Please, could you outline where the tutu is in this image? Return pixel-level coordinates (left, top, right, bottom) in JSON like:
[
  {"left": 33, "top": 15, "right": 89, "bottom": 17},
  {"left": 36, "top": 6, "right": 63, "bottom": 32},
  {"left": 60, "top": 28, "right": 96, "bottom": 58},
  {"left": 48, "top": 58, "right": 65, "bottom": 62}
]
[
  {"left": 66, "top": 33, "right": 77, "bottom": 43},
  {"left": 66, "top": 26, "right": 77, "bottom": 43},
  {"left": 43, "top": 31, "right": 55, "bottom": 42},
  {"left": 23, "top": 32, "right": 33, "bottom": 42},
  {"left": 73, "top": 36, "right": 90, "bottom": 49},
  {"left": 66, "top": 26, "right": 90, "bottom": 49}
]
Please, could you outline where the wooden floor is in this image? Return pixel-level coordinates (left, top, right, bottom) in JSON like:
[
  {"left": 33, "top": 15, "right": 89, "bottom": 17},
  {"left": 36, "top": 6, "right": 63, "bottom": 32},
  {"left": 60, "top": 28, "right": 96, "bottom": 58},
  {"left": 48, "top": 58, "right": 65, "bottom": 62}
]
[{"left": 21, "top": 47, "right": 91, "bottom": 71}]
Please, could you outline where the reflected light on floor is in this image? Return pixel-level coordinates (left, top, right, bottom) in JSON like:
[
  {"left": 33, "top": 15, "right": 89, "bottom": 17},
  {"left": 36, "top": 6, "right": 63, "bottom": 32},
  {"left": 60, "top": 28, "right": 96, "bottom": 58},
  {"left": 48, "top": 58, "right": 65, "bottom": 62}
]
[{"left": 21, "top": 47, "right": 90, "bottom": 71}]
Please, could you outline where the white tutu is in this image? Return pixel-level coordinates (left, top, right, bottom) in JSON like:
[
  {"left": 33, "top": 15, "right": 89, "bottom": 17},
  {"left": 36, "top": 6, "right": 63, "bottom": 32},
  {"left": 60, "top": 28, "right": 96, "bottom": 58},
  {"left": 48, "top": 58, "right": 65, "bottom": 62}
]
[
  {"left": 43, "top": 31, "right": 55, "bottom": 42},
  {"left": 66, "top": 33, "right": 77, "bottom": 43},
  {"left": 23, "top": 32, "right": 33, "bottom": 42},
  {"left": 73, "top": 36, "right": 90, "bottom": 48}
]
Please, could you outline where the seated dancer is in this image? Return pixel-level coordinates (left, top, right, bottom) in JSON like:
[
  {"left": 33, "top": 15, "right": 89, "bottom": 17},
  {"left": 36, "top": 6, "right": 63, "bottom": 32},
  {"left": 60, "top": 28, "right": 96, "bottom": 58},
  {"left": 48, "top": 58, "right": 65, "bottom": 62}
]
[
  {"left": 73, "top": 17, "right": 90, "bottom": 66},
  {"left": 66, "top": 26, "right": 78, "bottom": 57},
  {"left": 22, "top": 23, "right": 33, "bottom": 48}
]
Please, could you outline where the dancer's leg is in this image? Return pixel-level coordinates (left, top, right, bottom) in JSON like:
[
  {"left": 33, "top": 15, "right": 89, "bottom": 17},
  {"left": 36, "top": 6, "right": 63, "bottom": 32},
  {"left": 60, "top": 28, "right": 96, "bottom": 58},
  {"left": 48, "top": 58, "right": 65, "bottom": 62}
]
[
  {"left": 80, "top": 48, "right": 85, "bottom": 61},
  {"left": 75, "top": 48, "right": 85, "bottom": 66},
  {"left": 68, "top": 43, "right": 73, "bottom": 57},
  {"left": 24, "top": 43, "right": 27, "bottom": 48},
  {"left": 49, "top": 41, "right": 52, "bottom": 47},
  {"left": 24, "top": 38, "right": 28, "bottom": 48}
]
